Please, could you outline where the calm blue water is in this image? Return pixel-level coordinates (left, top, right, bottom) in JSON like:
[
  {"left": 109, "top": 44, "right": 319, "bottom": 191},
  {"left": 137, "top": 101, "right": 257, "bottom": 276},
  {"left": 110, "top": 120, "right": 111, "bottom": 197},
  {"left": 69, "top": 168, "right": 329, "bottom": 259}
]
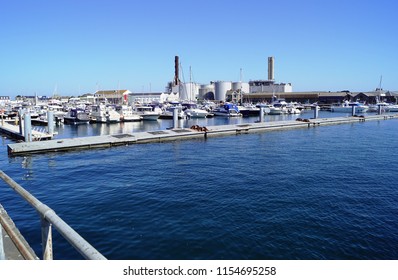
[{"left": 1, "top": 111, "right": 398, "bottom": 260}]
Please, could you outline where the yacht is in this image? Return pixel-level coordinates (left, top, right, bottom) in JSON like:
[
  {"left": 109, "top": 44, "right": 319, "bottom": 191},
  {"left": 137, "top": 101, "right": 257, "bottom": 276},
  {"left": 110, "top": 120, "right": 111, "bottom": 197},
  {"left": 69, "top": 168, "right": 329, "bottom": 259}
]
[
  {"left": 90, "top": 104, "right": 121, "bottom": 123},
  {"left": 159, "top": 102, "right": 186, "bottom": 119},
  {"left": 182, "top": 102, "right": 209, "bottom": 118},
  {"left": 63, "top": 108, "right": 90, "bottom": 124},
  {"left": 212, "top": 103, "right": 242, "bottom": 117},
  {"left": 116, "top": 105, "right": 142, "bottom": 122},
  {"left": 134, "top": 104, "right": 161, "bottom": 121},
  {"left": 331, "top": 101, "right": 369, "bottom": 113},
  {"left": 238, "top": 104, "right": 260, "bottom": 117},
  {"left": 268, "top": 100, "right": 288, "bottom": 115},
  {"left": 368, "top": 102, "right": 390, "bottom": 113}
]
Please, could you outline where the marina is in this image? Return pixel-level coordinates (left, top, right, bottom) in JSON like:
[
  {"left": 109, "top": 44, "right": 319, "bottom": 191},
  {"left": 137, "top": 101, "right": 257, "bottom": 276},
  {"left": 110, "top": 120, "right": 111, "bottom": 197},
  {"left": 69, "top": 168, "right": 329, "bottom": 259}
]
[
  {"left": 1, "top": 109, "right": 398, "bottom": 260},
  {"left": 5, "top": 113, "right": 398, "bottom": 156}
]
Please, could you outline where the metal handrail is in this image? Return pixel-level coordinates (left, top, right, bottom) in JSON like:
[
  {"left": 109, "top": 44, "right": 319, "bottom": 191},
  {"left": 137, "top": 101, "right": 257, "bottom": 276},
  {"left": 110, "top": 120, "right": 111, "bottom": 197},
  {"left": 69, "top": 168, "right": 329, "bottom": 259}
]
[{"left": 0, "top": 170, "right": 107, "bottom": 260}]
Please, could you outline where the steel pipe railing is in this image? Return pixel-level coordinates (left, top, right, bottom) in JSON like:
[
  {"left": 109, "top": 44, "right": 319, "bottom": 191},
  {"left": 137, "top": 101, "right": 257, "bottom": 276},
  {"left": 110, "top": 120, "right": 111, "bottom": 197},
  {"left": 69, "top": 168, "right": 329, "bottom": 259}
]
[{"left": 0, "top": 170, "right": 107, "bottom": 260}]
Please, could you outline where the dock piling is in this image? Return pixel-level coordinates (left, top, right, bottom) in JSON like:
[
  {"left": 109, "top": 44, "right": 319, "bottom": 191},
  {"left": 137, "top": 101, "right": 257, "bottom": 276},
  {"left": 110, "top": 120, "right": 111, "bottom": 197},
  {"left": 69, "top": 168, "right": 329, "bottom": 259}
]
[
  {"left": 351, "top": 105, "right": 356, "bottom": 116},
  {"left": 173, "top": 107, "right": 179, "bottom": 129},
  {"left": 378, "top": 104, "right": 383, "bottom": 115},
  {"left": 259, "top": 107, "right": 265, "bottom": 122},
  {"left": 23, "top": 113, "right": 32, "bottom": 142},
  {"left": 313, "top": 105, "right": 319, "bottom": 119},
  {"left": 47, "top": 111, "right": 54, "bottom": 135},
  {"left": 18, "top": 110, "right": 23, "bottom": 134}
]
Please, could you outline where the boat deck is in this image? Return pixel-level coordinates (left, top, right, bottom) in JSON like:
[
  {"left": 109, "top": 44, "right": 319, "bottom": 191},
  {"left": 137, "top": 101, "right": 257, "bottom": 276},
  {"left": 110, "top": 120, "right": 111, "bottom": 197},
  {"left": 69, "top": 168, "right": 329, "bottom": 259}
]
[{"left": 6, "top": 114, "right": 398, "bottom": 156}]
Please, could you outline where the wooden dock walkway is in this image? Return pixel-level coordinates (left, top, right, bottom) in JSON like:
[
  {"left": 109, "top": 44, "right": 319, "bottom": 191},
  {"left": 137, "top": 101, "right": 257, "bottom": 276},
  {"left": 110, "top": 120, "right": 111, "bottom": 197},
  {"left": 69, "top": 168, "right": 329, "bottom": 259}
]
[{"left": 6, "top": 114, "right": 398, "bottom": 156}]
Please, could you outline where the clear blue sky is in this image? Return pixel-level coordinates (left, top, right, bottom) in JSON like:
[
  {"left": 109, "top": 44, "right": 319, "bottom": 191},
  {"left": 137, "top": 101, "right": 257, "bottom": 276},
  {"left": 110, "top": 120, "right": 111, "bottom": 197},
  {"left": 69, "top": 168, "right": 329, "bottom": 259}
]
[{"left": 1, "top": 0, "right": 397, "bottom": 97}]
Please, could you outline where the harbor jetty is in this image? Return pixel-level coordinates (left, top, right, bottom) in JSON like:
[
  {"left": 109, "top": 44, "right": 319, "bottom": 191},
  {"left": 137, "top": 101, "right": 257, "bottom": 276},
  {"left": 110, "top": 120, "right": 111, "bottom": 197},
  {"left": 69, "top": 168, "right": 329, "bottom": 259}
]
[{"left": 6, "top": 114, "right": 398, "bottom": 156}]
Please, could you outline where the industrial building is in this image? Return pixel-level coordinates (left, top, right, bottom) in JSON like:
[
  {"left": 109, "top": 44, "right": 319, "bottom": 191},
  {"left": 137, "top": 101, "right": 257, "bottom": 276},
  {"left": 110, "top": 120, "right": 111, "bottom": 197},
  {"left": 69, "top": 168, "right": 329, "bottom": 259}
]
[{"left": 165, "top": 55, "right": 294, "bottom": 102}]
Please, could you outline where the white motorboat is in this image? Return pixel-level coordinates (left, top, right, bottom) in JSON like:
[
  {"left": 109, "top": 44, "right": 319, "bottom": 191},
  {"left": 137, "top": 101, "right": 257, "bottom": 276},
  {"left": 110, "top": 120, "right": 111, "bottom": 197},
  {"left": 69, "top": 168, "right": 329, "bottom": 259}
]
[
  {"left": 182, "top": 102, "right": 209, "bottom": 118},
  {"left": 331, "top": 101, "right": 369, "bottom": 113},
  {"left": 268, "top": 100, "right": 288, "bottom": 115},
  {"left": 116, "top": 105, "right": 142, "bottom": 122},
  {"left": 90, "top": 104, "right": 121, "bottom": 123},
  {"left": 212, "top": 103, "right": 242, "bottom": 117},
  {"left": 159, "top": 102, "right": 186, "bottom": 119},
  {"left": 63, "top": 108, "right": 90, "bottom": 124},
  {"left": 387, "top": 104, "right": 398, "bottom": 112},
  {"left": 134, "top": 105, "right": 161, "bottom": 121},
  {"left": 368, "top": 102, "right": 390, "bottom": 112}
]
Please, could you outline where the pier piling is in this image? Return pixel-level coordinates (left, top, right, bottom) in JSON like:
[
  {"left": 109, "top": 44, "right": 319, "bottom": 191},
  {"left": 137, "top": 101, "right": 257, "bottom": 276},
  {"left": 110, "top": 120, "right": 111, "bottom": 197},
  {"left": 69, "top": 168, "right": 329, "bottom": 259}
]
[
  {"left": 173, "top": 107, "right": 179, "bottom": 129},
  {"left": 47, "top": 111, "right": 54, "bottom": 135},
  {"left": 351, "top": 105, "right": 356, "bottom": 116},
  {"left": 18, "top": 110, "right": 23, "bottom": 134},
  {"left": 23, "top": 113, "right": 32, "bottom": 142},
  {"left": 313, "top": 105, "right": 319, "bottom": 119},
  {"left": 378, "top": 104, "right": 383, "bottom": 115},
  {"left": 259, "top": 107, "right": 265, "bottom": 122}
]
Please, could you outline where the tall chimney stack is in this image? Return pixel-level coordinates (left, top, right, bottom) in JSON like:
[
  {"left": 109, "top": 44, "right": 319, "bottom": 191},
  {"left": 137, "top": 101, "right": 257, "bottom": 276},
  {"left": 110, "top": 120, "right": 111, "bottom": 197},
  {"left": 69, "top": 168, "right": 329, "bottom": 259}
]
[
  {"left": 268, "top": 56, "right": 274, "bottom": 81},
  {"left": 174, "top": 56, "right": 179, "bottom": 86}
]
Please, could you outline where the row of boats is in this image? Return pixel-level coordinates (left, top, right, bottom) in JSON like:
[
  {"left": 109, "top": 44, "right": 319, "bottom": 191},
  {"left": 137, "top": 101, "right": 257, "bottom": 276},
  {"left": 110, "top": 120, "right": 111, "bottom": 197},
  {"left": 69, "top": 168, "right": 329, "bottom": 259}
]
[
  {"left": 1, "top": 100, "right": 308, "bottom": 125},
  {"left": 3, "top": 99, "right": 397, "bottom": 125},
  {"left": 61, "top": 101, "right": 308, "bottom": 124},
  {"left": 328, "top": 101, "right": 398, "bottom": 113}
]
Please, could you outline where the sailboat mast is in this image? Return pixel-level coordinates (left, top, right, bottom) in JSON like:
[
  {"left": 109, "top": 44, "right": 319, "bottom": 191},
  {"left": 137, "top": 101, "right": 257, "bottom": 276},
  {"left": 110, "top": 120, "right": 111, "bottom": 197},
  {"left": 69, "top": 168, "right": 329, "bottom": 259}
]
[{"left": 189, "top": 66, "right": 192, "bottom": 101}]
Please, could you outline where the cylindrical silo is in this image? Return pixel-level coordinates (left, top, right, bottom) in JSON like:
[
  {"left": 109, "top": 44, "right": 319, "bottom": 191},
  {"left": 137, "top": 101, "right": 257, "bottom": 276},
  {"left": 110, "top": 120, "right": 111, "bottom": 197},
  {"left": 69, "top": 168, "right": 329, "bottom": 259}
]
[
  {"left": 232, "top": 82, "right": 241, "bottom": 91},
  {"left": 214, "top": 81, "right": 232, "bottom": 101},
  {"left": 199, "top": 84, "right": 215, "bottom": 100},
  {"left": 232, "top": 82, "right": 249, "bottom": 93}
]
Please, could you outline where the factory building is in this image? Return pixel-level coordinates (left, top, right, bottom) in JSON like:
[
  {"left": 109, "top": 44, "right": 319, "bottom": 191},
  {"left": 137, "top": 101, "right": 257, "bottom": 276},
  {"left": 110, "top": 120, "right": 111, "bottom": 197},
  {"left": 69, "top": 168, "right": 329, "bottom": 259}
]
[{"left": 167, "top": 55, "right": 293, "bottom": 102}]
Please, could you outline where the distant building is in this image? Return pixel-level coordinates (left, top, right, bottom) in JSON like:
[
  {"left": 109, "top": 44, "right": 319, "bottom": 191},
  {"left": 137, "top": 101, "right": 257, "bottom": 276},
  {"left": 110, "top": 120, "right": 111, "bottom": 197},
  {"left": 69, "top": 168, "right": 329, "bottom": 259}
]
[
  {"left": 249, "top": 80, "right": 292, "bottom": 93},
  {"left": 238, "top": 90, "right": 398, "bottom": 104},
  {"left": 128, "top": 92, "right": 179, "bottom": 104},
  {"left": 0, "top": 96, "right": 10, "bottom": 106},
  {"left": 94, "top": 90, "right": 131, "bottom": 104}
]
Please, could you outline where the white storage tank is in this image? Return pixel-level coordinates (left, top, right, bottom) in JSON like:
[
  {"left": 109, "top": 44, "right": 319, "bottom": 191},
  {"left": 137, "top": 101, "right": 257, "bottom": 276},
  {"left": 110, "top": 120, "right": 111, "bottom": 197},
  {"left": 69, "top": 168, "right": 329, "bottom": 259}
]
[
  {"left": 199, "top": 84, "right": 215, "bottom": 100},
  {"left": 231, "top": 82, "right": 250, "bottom": 93},
  {"left": 214, "top": 81, "right": 232, "bottom": 101}
]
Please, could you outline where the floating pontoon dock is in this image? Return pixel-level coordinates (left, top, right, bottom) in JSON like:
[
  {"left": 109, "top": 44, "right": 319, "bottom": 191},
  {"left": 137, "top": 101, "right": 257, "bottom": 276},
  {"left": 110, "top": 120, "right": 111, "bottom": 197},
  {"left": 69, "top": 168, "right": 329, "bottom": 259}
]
[
  {"left": 0, "top": 120, "right": 53, "bottom": 141},
  {"left": 6, "top": 114, "right": 398, "bottom": 156}
]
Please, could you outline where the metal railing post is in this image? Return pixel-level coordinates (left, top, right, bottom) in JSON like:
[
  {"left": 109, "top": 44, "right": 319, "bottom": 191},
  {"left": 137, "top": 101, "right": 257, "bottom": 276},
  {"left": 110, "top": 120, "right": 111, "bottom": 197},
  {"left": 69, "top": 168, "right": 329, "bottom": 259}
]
[
  {"left": 0, "top": 224, "right": 5, "bottom": 260},
  {"left": 41, "top": 216, "right": 53, "bottom": 260},
  {"left": 0, "top": 170, "right": 107, "bottom": 260}
]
